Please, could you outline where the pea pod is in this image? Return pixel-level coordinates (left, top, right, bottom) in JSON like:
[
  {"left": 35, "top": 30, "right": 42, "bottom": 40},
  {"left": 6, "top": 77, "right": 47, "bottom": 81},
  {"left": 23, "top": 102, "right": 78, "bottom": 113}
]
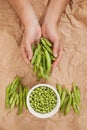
[
  {"left": 42, "top": 53, "right": 47, "bottom": 72},
  {"left": 35, "top": 52, "right": 42, "bottom": 66},
  {"left": 31, "top": 44, "right": 41, "bottom": 65},
  {"left": 64, "top": 93, "right": 72, "bottom": 115},
  {"left": 41, "top": 37, "right": 52, "bottom": 47},
  {"left": 72, "top": 83, "right": 80, "bottom": 105},
  {"left": 60, "top": 88, "right": 66, "bottom": 107},
  {"left": 23, "top": 87, "right": 29, "bottom": 109},
  {"left": 5, "top": 84, "right": 11, "bottom": 108},
  {"left": 11, "top": 94, "right": 19, "bottom": 109},
  {"left": 41, "top": 38, "right": 53, "bottom": 54},
  {"left": 9, "top": 92, "right": 17, "bottom": 105},
  {"left": 76, "top": 86, "right": 80, "bottom": 104},
  {"left": 16, "top": 98, "right": 19, "bottom": 107},
  {"left": 18, "top": 85, "right": 23, "bottom": 115},
  {"left": 72, "top": 92, "right": 80, "bottom": 114},
  {"left": 10, "top": 76, "right": 20, "bottom": 90},
  {"left": 9, "top": 77, "right": 20, "bottom": 96},
  {"left": 56, "top": 84, "right": 62, "bottom": 97},
  {"left": 60, "top": 96, "right": 69, "bottom": 113},
  {"left": 44, "top": 48, "right": 51, "bottom": 73}
]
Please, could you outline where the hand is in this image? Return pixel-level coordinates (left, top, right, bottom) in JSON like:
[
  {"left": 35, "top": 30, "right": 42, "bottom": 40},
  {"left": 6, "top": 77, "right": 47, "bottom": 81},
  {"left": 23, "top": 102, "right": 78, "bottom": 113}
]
[
  {"left": 42, "top": 23, "right": 63, "bottom": 67},
  {"left": 21, "top": 21, "right": 41, "bottom": 64}
]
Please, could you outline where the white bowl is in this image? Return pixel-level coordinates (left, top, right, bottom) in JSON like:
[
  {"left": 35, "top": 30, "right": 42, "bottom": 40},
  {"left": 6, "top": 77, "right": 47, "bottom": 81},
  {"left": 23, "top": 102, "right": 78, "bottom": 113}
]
[{"left": 27, "top": 84, "right": 60, "bottom": 118}]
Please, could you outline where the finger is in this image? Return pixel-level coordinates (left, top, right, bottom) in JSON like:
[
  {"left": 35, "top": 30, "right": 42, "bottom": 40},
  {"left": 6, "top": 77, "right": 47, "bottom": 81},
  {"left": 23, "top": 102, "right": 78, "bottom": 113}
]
[
  {"left": 25, "top": 43, "right": 33, "bottom": 61},
  {"left": 53, "top": 40, "right": 60, "bottom": 57},
  {"left": 36, "top": 28, "right": 41, "bottom": 42},
  {"left": 21, "top": 44, "right": 30, "bottom": 64},
  {"left": 53, "top": 44, "right": 63, "bottom": 67}
]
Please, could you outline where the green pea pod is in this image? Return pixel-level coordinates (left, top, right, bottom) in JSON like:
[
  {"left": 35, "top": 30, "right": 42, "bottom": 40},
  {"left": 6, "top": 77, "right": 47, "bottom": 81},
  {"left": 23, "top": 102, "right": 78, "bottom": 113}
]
[
  {"left": 9, "top": 77, "right": 20, "bottom": 96},
  {"left": 35, "top": 53, "right": 42, "bottom": 66},
  {"left": 72, "top": 98, "right": 80, "bottom": 114},
  {"left": 31, "top": 44, "right": 41, "bottom": 65},
  {"left": 42, "top": 53, "right": 47, "bottom": 72},
  {"left": 72, "top": 83, "right": 80, "bottom": 105},
  {"left": 41, "top": 37, "right": 52, "bottom": 47},
  {"left": 60, "top": 88, "right": 66, "bottom": 107},
  {"left": 11, "top": 94, "right": 19, "bottom": 109},
  {"left": 18, "top": 85, "right": 23, "bottom": 115},
  {"left": 10, "top": 76, "right": 20, "bottom": 90},
  {"left": 9, "top": 92, "right": 17, "bottom": 105},
  {"left": 56, "top": 84, "right": 62, "bottom": 97},
  {"left": 23, "top": 87, "right": 29, "bottom": 109},
  {"left": 60, "top": 96, "right": 69, "bottom": 113},
  {"left": 39, "top": 66, "right": 44, "bottom": 78},
  {"left": 64, "top": 93, "right": 72, "bottom": 115},
  {"left": 41, "top": 38, "right": 53, "bottom": 54},
  {"left": 5, "top": 84, "right": 11, "bottom": 108},
  {"left": 16, "top": 98, "right": 19, "bottom": 107},
  {"left": 76, "top": 86, "right": 81, "bottom": 104},
  {"left": 43, "top": 73, "right": 49, "bottom": 80},
  {"left": 44, "top": 48, "right": 51, "bottom": 73}
]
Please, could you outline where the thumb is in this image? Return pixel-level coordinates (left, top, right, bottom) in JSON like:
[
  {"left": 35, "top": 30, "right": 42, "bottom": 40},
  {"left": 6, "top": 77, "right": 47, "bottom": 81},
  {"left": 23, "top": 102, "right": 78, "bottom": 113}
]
[
  {"left": 53, "top": 40, "right": 59, "bottom": 57},
  {"left": 25, "top": 43, "right": 33, "bottom": 61}
]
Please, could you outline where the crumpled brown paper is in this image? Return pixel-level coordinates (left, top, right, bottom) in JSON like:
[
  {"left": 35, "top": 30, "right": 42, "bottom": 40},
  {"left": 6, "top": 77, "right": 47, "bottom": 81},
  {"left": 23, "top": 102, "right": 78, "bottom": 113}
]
[{"left": 0, "top": 0, "right": 87, "bottom": 130}]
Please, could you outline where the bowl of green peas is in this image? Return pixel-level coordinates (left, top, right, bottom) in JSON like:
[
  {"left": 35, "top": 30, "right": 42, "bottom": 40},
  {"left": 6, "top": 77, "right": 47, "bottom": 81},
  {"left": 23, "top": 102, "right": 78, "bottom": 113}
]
[{"left": 27, "top": 84, "right": 60, "bottom": 118}]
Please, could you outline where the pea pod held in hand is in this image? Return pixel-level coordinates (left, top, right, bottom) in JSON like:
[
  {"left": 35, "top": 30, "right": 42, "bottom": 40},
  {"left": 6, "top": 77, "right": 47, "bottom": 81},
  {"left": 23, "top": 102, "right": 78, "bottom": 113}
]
[
  {"left": 44, "top": 48, "right": 51, "bottom": 73},
  {"left": 41, "top": 38, "right": 53, "bottom": 54},
  {"left": 41, "top": 37, "right": 52, "bottom": 47},
  {"left": 31, "top": 44, "right": 41, "bottom": 65}
]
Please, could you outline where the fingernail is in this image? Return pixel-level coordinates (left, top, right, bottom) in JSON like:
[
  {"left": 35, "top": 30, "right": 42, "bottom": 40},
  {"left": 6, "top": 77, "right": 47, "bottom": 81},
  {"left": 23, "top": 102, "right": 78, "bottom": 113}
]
[{"left": 54, "top": 53, "right": 58, "bottom": 57}]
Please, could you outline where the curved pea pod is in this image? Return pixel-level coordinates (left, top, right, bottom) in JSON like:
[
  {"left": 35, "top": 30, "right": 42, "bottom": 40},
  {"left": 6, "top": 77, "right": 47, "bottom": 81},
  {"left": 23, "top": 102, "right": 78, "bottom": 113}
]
[
  {"left": 16, "top": 97, "right": 19, "bottom": 107},
  {"left": 35, "top": 52, "right": 42, "bottom": 66},
  {"left": 10, "top": 94, "right": 19, "bottom": 109},
  {"left": 5, "top": 84, "right": 11, "bottom": 108},
  {"left": 41, "top": 38, "right": 53, "bottom": 55},
  {"left": 42, "top": 53, "right": 47, "bottom": 72},
  {"left": 64, "top": 93, "right": 72, "bottom": 115},
  {"left": 56, "top": 84, "right": 62, "bottom": 97},
  {"left": 23, "top": 87, "right": 29, "bottom": 109},
  {"left": 10, "top": 76, "right": 20, "bottom": 90},
  {"left": 44, "top": 49, "right": 51, "bottom": 73},
  {"left": 60, "top": 88, "right": 66, "bottom": 107},
  {"left": 60, "top": 96, "right": 69, "bottom": 113},
  {"left": 31, "top": 44, "right": 41, "bottom": 65},
  {"left": 9, "top": 77, "right": 20, "bottom": 96},
  {"left": 18, "top": 85, "right": 23, "bottom": 115},
  {"left": 41, "top": 37, "right": 52, "bottom": 47},
  {"left": 72, "top": 83, "right": 80, "bottom": 105},
  {"left": 72, "top": 95, "right": 80, "bottom": 114},
  {"left": 76, "top": 86, "right": 81, "bottom": 104},
  {"left": 39, "top": 66, "right": 44, "bottom": 78},
  {"left": 9, "top": 92, "right": 17, "bottom": 105}
]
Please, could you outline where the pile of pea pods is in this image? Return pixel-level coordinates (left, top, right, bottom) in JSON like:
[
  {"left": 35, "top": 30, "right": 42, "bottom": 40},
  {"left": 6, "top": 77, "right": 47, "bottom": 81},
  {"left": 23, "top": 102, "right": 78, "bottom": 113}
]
[
  {"left": 56, "top": 83, "right": 81, "bottom": 115},
  {"left": 31, "top": 37, "right": 56, "bottom": 80},
  {"left": 5, "top": 76, "right": 29, "bottom": 115}
]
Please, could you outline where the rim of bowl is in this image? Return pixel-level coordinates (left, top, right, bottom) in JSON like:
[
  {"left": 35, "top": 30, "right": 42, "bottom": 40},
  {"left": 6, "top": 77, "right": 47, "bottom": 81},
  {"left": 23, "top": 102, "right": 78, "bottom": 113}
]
[{"left": 27, "top": 84, "right": 60, "bottom": 118}]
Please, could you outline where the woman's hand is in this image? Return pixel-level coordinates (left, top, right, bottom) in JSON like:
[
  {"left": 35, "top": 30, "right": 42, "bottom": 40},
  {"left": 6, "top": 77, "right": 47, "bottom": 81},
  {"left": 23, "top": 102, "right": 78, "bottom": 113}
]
[
  {"left": 42, "top": 23, "right": 63, "bottom": 67},
  {"left": 21, "top": 21, "right": 41, "bottom": 64}
]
